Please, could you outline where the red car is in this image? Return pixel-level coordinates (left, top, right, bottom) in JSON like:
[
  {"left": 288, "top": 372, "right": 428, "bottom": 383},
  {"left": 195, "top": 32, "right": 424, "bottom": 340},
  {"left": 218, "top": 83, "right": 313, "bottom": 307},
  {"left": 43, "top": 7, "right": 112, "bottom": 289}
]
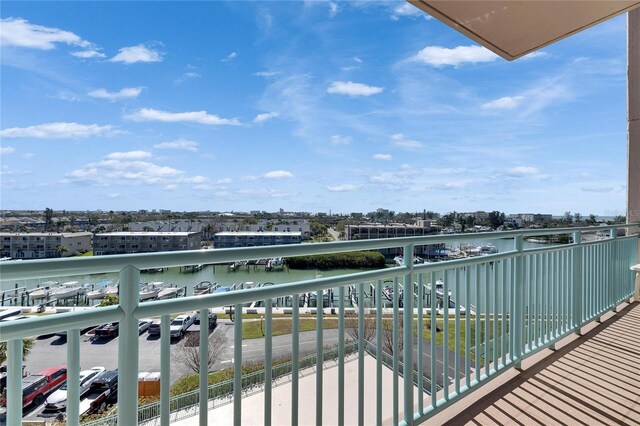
[{"left": 13, "top": 366, "right": 67, "bottom": 409}]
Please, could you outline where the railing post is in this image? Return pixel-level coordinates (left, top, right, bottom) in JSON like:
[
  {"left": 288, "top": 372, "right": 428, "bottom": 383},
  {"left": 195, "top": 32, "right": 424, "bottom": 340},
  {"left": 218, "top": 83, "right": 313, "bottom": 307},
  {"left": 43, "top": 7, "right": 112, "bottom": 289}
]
[
  {"left": 513, "top": 235, "right": 524, "bottom": 370},
  {"left": 610, "top": 228, "right": 619, "bottom": 312},
  {"left": 160, "top": 314, "right": 171, "bottom": 426},
  {"left": 573, "top": 232, "right": 583, "bottom": 334},
  {"left": 402, "top": 244, "right": 414, "bottom": 426},
  {"left": 117, "top": 265, "right": 140, "bottom": 425},
  {"left": 66, "top": 329, "right": 81, "bottom": 426},
  {"left": 6, "top": 339, "right": 22, "bottom": 426}
]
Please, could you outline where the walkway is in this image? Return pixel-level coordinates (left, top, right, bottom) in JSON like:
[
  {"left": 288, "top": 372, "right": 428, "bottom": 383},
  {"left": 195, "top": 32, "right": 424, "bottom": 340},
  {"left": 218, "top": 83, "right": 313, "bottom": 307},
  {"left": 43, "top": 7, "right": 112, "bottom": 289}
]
[{"left": 434, "top": 302, "right": 640, "bottom": 425}]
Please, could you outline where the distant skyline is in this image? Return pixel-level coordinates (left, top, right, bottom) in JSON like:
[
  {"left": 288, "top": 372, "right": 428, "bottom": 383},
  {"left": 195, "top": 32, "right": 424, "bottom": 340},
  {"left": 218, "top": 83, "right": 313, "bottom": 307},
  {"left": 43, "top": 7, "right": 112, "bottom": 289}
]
[{"left": 0, "top": 1, "right": 630, "bottom": 216}]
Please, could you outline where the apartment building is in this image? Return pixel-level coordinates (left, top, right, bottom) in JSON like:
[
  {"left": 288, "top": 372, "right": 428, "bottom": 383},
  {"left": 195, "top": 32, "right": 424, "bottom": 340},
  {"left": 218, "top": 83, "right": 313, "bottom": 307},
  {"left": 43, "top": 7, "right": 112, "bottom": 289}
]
[
  {"left": 0, "top": 232, "right": 92, "bottom": 259},
  {"left": 94, "top": 232, "right": 201, "bottom": 255},
  {"left": 213, "top": 231, "right": 302, "bottom": 248}
]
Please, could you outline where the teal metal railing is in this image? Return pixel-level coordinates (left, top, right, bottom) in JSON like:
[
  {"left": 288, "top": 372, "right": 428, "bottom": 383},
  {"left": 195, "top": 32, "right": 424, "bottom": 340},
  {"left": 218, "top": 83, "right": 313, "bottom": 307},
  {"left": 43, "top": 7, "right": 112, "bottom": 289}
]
[{"left": 1, "top": 225, "right": 638, "bottom": 426}]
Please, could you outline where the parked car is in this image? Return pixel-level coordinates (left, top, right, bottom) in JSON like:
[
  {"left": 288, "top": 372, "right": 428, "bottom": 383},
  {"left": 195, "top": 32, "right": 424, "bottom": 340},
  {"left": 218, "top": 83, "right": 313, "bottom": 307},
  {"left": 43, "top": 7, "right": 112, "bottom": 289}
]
[
  {"left": 82, "top": 370, "right": 118, "bottom": 415},
  {"left": 169, "top": 313, "right": 194, "bottom": 339},
  {"left": 147, "top": 320, "right": 161, "bottom": 336},
  {"left": 45, "top": 366, "right": 105, "bottom": 411},
  {"left": 0, "top": 366, "right": 67, "bottom": 409},
  {"left": 138, "top": 319, "right": 152, "bottom": 334},
  {"left": 94, "top": 322, "right": 119, "bottom": 338}
]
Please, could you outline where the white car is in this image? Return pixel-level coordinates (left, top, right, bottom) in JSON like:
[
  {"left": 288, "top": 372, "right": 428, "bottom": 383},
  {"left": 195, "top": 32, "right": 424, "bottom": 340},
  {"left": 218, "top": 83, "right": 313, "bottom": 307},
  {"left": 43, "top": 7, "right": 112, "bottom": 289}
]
[
  {"left": 45, "top": 367, "right": 105, "bottom": 411},
  {"left": 169, "top": 313, "right": 194, "bottom": 339}
]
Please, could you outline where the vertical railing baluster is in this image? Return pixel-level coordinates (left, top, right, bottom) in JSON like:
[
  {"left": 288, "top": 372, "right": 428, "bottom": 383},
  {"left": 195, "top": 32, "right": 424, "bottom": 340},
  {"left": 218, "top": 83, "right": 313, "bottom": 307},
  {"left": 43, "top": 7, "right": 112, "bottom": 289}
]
[
  {"left": 501, "top": 260, "right": 506, "bottom": 367},
  {"left": 430, "top": 271, "right": 437, "bottom": 408},
  {"left": 403, "top": 244, "right": 414, "bottom": 425},
  {"left": 234, "top": 303, "right": 243, "bottom": 426},
  {"left": 611, "top": 229, "right": 618, "bottom": 312},
  {"left": 484, "top": 263, "right": 490, "bottom": 377},
  {"left": 161, "top": 314, "right": 170, "bottom": 426},
  {"left": 6, "top": 339, "right": 22, "bottom": 426},
  {"left": 493, "top": 260, "right": 498, "bottom": 368},
  {"left": 417, "top": 273, "right": 424, "bottom": 413},
  {"left": 551, "top": 251, "right": 557, "bottom": 340},
  {"left": 375, "top": 280, "right": 383, "bottom": 423},
  {"left": 338, "top": 286, "right": 345, "bottom": 426},
  {"left": 358, "top": 283, "right": 365, "bottom": 426},
  {"left": 454, "top": 268, "right": 460, "bottom": 394},
  {"left": 443, "top": 274, "right": 449, "bottom": 398},
  {"left": 199, "top": 308, "right": 209, "bottom": 425},
  {"left": 67, "top": 328, "right": 80, "bottom": 426},
  {"left": 514, "top": 236, "right": 523, "bottom": 368},
  {"left": 475, "top": 265, "right": 481, "bottom": 374},
  {"left": 265, "top": 298, "right": 272, "bottom": 426},
  {"left": 464, "top": 266, "right": 470, "bottom": 385},
  {"left": 527, "top": 255, "right": 534, "bottom": 349},
  {"left": 573, "top": 231, "right": 583, "bottom": 332},
  {"left": 536, "top": 253, "right": 542, "bottom": 347},
  {"left": 393, "top": 277, "right": 399, "bottom": 425},
  {"left": 118, "top": 265, "right": 140, "bottom": 426},
  {"left": 316, "top": 288, "right": 324, "bottom": 426},
  {"left": 292, "top": 294, "right": 299, "bottom": 425}
]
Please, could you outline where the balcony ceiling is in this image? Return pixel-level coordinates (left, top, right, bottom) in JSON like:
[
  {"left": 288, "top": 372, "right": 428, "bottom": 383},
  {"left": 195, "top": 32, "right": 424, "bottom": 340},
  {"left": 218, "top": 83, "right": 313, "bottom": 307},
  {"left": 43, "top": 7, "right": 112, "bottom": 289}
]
[{"left": 407, "top": 0, "right": 640, "bottom": 60}]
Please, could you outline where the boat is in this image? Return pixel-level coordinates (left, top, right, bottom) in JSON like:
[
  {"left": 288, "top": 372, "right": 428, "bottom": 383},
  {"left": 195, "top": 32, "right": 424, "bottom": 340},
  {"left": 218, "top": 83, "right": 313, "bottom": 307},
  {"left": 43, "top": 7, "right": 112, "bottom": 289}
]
[
  {"left": 29, "top": 281, "right": 58, "bottom": 301},
  {"left": 156, "top": 285, "right": 184, "bottom": 300},
  {"left": 86, "top": 287, "right": 109, "bottom": 300},
  {"left": 49, "top": 281, "right": 81, "bottom": 300},
  {"left": 139, "top": 282, "right": 165, "bottom": 301},
  {"left": 193, "top": 281, "right": 214, "bottom": 296}
]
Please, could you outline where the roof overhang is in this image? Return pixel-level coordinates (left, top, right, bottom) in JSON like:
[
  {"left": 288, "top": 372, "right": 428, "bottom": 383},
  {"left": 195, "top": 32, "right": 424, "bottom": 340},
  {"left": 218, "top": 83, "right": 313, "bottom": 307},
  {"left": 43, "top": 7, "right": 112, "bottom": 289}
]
[{"left": 407, "top": 0, "right": 640, "bottom": 60}]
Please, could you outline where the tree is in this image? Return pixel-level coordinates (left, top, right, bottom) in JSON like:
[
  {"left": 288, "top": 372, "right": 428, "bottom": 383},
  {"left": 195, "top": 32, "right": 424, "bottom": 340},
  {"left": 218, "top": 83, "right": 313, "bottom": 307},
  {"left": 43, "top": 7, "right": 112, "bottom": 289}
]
[
  {"left": 573, "top": 212, "right": 582, "bottom": 224},
  {"left": 563, "top": 211, "right": 573, "bottom": 224},
  {"left": 0, "top": 338, "right": 34, "bottom": 365},
  {"left": 173, "top": 329, "right": 228, "bottom": 374},
  {"left": 587, "top": 214, "right": 597, "bottom": 225},
  {"left": 488, "top": 211, "right": 505, "bottom": 228},
  {"left": 44, "top": 208, "right": 54, "bottom": 232},
  {"left": 381, "top": 315, "right": 403, "bottom": 355},
  {"left": 345, "top": 312, "right": 376, "bottom": 343}
]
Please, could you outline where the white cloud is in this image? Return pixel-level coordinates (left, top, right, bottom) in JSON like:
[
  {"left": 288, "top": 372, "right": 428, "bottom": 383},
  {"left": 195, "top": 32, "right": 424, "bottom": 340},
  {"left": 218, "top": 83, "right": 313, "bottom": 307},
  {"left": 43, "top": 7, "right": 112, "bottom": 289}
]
[
  {"left": 253, "top": 112, "right": 280, "bottom": 124},
  {"left": 264, "top": 170, "right": 294, "bottom": 179},
  {"left": 124, "top": 108, "right": 240, "bottom": 126},
  {"left": 0, "top": 122, "right": 119, "bottom": 139},
  {"left": 0, "top": 147, "right": 16, "bottom": 155},
  {"left": 174, "top": 72, "right": 201, "bottom": 84},
  {"left": 330, "top": 135, "right": 353, "bottom": 145},
  {"left": 328, "top": 2, "right": 339, "bottom": 18},
  {"left": 412, "top": 45, "right": 499, "bottom": 67},
  {"left": 391, "top": 133, "right": 424, "bottom": 150},
  {"left": 105, "top": 151, "right": 152, "bottom": 160},
  {"left": 327, "top": 81, "right": 384, "bottom": 97},
  {"left": 216, "top": 178, "right": 233, "bottom": 184},
  {"left": 71, "top": 49, "right": 105, "bottom": 59},
  {"left": 0, "top": 18, "right": 92, "bottom": 50},
  {"left": 505, "top": 166, "right": 540, "bottom": 177},
  {"left": 222, "top": 52, "right": 237, "bottom": 62},
  {"left": 66, "top": 153, "right": 185, "bottom": 186},
  {"left": 523, "top": 51, "right": 547, "bottom": 59},
  {"left": 481, "top": 96, "right": 524, "bottom": 111},
  {"left": 373, "top": 153, "right": 392, "bottom": 161},
  {"left": 108, "top": 193, "right": 120, "bottom": 198},
  {"left": 391, "top": 3, "right": 427, "bottom": 19},
  {"left": 110, "top": 44, "right": 163, "bottom": 64},
  {"left": 255, "top": 71, "right": 279, "bottom": 77},
  {"left": 327, "top": 184, "right": 359, "bottom": 192},
  {"left": 581, "top": 186, "right": 616, "bottom": 193},
  {"left": 154, "top": 138, "right": 199, "bottom": 152},
  {"left": 163, "top": 184, "right": 178, "bottom": 191},
  {"left": 88, "top": 87, "right": 144, "bottom": 102},
  {"left": 237, "top": 188, "right": 296, "bottom": 198}
]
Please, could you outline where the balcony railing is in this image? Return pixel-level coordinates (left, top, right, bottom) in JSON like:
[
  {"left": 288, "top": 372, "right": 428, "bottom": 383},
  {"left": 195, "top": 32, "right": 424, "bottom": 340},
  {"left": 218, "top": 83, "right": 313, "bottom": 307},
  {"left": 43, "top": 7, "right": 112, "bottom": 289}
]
[{"left": 0, "top": 224, "right": 638, "bottom": 426}]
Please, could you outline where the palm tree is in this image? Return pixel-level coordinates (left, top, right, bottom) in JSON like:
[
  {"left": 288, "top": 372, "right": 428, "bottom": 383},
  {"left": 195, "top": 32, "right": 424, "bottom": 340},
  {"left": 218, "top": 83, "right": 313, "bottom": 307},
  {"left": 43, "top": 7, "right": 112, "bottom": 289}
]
[{"left": 0, "top": 337, "right": 34, "bottom": 365}]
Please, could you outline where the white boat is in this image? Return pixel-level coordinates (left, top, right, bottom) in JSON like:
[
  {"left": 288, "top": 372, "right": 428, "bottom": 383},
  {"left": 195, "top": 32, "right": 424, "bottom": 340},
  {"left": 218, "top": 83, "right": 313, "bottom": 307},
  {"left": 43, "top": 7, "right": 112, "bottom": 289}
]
[
  {"left": 86, "top": 287, "right": 109, "bottom": 300},
  {"left": 139, "top": 282, "right": 165, "bottom": 301},
  {"left": 29, "top": 281, "right": 58, "bottom": 301},
  {"left": 49, "top": 281, "right": 81, "bottom": 300},
  {"left": 156, "top": 286, "right": 184, "bottom": 300}
]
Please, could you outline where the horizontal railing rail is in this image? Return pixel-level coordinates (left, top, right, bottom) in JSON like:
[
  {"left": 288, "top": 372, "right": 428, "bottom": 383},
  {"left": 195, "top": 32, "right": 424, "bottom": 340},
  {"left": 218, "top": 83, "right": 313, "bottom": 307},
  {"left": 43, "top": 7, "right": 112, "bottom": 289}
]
[{"left": 0, "top": 224, "right": 638, "bottom": 426}]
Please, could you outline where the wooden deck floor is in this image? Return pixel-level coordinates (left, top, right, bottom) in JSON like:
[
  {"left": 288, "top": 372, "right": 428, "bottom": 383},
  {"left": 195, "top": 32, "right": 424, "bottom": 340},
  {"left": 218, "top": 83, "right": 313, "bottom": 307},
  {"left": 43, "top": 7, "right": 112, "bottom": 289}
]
[{"left": 440, "top": 302, "right": 640, "bottom": 426}]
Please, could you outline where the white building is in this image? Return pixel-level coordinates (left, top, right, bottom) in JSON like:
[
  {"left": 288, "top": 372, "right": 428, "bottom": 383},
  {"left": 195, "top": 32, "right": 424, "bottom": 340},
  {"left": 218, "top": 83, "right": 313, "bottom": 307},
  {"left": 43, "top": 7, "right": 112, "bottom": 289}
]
[
  {"left": 0, "top": 232, "right": 92, "bottom": 259},
  {"left": 94, "top": 232, "right": 201, "bottom": 255},
  {"left": 213, "top": 232, "right": 302, "bottom": 248}
]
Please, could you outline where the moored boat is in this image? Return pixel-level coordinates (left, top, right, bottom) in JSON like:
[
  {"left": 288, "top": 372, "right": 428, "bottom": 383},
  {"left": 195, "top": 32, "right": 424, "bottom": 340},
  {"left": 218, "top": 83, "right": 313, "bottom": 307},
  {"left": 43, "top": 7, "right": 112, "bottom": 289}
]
[
  {"left": 49, "top": 281, "right": 81, "bottom": 300},
  {"left": 193, "top": 281, "right": 214, "bottom": 296}
]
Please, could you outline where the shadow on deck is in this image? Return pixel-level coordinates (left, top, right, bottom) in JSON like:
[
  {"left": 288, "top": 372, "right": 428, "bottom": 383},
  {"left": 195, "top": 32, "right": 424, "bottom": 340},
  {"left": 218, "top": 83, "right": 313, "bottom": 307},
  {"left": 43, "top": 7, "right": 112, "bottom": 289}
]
[{"left": 440, "top": 302, "right": 640, "bottom": 426}]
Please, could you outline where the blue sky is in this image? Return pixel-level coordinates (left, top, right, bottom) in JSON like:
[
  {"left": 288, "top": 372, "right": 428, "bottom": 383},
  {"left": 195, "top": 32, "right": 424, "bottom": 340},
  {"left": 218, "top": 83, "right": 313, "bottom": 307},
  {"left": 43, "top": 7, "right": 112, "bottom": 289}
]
[{"left": 0, "top": 1, "right": 630, "bottom": 216}]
